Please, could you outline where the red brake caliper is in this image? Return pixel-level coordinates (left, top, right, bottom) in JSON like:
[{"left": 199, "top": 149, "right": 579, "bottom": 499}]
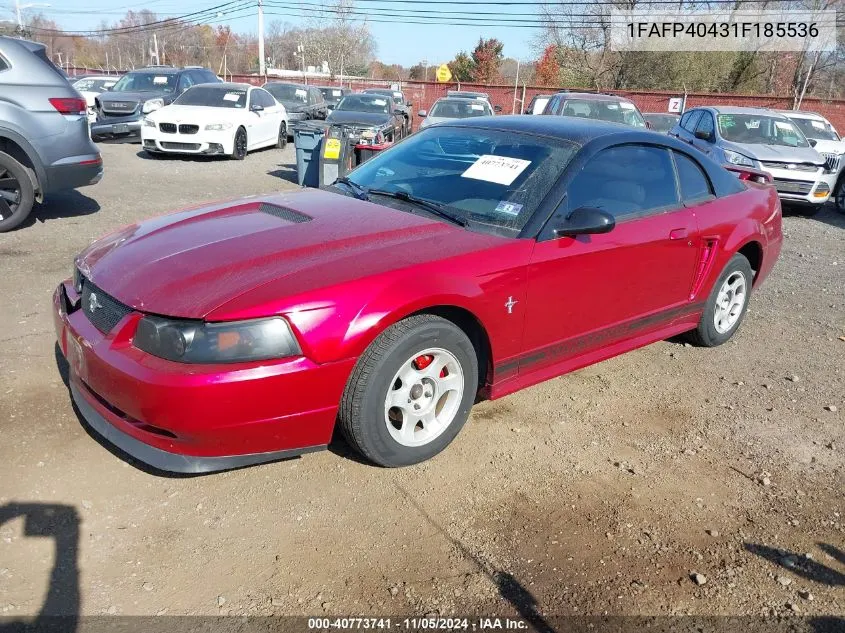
[{"left": 413, "top": 354, "right": 433, "bottom": 370}]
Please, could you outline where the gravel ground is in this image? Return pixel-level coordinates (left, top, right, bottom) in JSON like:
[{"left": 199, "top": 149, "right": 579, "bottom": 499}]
[{"left": 0, "top": 142, "right": 842, "bottom": 623}]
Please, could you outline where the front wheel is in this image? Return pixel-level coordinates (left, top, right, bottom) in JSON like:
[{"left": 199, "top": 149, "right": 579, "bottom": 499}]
[
  {"left": 834, "top": 178, "right": 845, "bottom": 214},
  {"left": 276, "top": 122, "right": 287, "bottom": 149},
  {"left": 686, "top": 253, "right": 753, "bottom": 347},
  {"left": 0, "top": 150, "right": 36, "bottom": 233},
  {"left": 338, "top": 315, "right": 479, "bottom": 467},
  {"left": 231, "top": 127, "right": 247, "bottom": 160}
]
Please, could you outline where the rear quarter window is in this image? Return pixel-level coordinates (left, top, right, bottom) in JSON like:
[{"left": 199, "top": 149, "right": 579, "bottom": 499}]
[{"left": 0, "top": 55, "right": 9, "bottom": 72}]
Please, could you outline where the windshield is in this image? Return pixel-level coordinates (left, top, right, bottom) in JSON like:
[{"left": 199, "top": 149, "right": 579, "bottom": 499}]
[
  {"left": 644, "top": 114, "right": 679, "bottom": 132},
  {"left": 264, "top": 84, "right": 307, "bottom": 104},
  {"left": 787, "top": 116, "right": 840, "bottom": 142},
  {"left": 717, "top": 114, "right": 809, "bottom": 147},
  {"left": 430, "top": 100, "right": 492, "bottom": 119},
  {"left": 174, "top": 86, "right": 247, "bottom": 108},
  {"left": 344, "top": 126, "right": 577, "bottom": 234},
  {"left": 111, "top": 72, "right": 177, "bottom": 93},
  {"left": 73, "top": 77, "right": 117, "bottom": 92},
  {"left": 561, "top": 99, "right": 646, "bottom": 127},
  {"left": 366, "top": 90, "right": 403, "bottom": 104},
  {"left": 320, "top": 87, "right": 345, "bottom": 104},
  {"left": 335, "top": 94, "right": 391, "bottom": 114}
]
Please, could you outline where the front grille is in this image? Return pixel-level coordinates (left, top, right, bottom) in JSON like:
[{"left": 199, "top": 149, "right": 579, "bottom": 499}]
[
  {"left": 159, "top": 122, "right": 177, "bottom": 133},
  {"left": 820, "top": 152, "right": 842, "bottom": 173},
  {"left": 161, "top": 142, "right": 201, "bottom": 150},
  {"left": 80, "top": 279, "right": 134, "bottom": 334},
  {"left": 761, "top": 161, "right": 820, "bottom": 173},
  {"left": 772, "top": 178, "right": 813, "bottom": 195},
  {"left": 179, "top": 124, "right": 199, "bottom": 134},
  {"left": 101, "top": 101, "right": 138, "bottom": 115},
  {"left": 259, "top": 202, "right": 311, "bottom": 223}
]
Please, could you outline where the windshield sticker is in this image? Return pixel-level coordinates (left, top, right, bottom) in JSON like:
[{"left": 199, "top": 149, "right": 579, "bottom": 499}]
[
  {"left": 774, "top": 121, "right": 792, "bottom": 131},
  {"left": 471, "top": 103, "right": 484, "bottom": 111},
  {"left": 223, "top": 92, "right": 242, "bottom": 102},
  {"left": 745, "top": 120, "right": 760, "bottom": 129},
  {"left": 295, "top": 88, "right": 307, "bottom": 97},
  {"left": 461, "top": 155, "right": 531, "bottom": 186},
  {"left": 620, "top": 102, "right": 636, "bottom": 109},
  {"left": 153, "top": 76, "right": 168, "bottom": 85},
  {"left": 811, "top": 120, "right": 825, "bottom": 130},
  {"left": 495, "top": 201, "right": 523, "bottom": 216},
  {"left": 332, "top": 90, "right": 341, "bottom": 96},
  {"left": 104, "top": 81, "right": 116, "bottom": 88},
  {"left": 372, "top": 98, "right": 388, "bottom": 106},
  {"left": 606, "top": 103, "right": 619, "bottom": 109}
]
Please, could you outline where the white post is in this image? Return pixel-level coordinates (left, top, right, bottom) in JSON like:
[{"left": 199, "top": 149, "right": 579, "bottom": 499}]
[
  {"left": 512, "top": 58, "right": 520, "bottom": 114},
  {"left": 152, "top": 33, "right": 159, "bottom": 65},
  {"left": 15, "top": 0, "right": 22, "bottom": 28},
  {"left": 257, "top": 0, "right": 266, "bottom": 78}
]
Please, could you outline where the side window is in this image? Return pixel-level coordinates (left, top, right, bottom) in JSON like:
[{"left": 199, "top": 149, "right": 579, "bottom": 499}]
[
  {"left": 0, "top": 55, "right": 9, "bottom": 72},
  {"left": 567, "top": 145, "right": 680, "bottom": 219},
  {"left": 674, "top": 151, "right": 714, "bottom": 203},
  {"left": 679, "top": 111, "right": 691, "bottom": 128},
  {"left": 177, "top": 73, "right": 195, "bottom": 92},
  {"left": 203, "top": 70, "right": 219, "bottom": 83},
  {"left": 682, "top": 110, "right": 703, "bottom": 132},
  {"left": 544, "top": 95, "right": 560, "bottom": 115},
  {"left": 258, "top": 89, "right": 274, "bottom": 107},
  {"left": 695, "top": 112, "right": 715, "bottom": 138},
  {"left": 313, "top": 89, "right": 325, "bottom": 104}
]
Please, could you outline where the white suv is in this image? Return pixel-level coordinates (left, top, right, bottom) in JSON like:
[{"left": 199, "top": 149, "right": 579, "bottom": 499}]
[{"left": 778, "top": 110, "right": 845, "bottom": 213}]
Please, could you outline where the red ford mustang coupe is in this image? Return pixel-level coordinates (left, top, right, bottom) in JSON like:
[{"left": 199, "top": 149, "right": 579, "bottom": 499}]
[{"left": 54, "top": 117, "right": 782, "bottom": 472}]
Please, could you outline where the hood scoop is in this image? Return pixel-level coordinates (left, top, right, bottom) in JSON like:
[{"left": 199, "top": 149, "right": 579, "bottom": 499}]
[{"left": 259, "top": 202, "right": 311, "bottom": 223}]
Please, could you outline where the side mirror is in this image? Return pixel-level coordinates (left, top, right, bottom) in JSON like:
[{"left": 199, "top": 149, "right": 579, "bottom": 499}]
[
  {"left": 418, "top": 110, "right": 427, "bottom": 118},
  {"left": 554, "top": 207, "right": 615, "bottom": 238},
  {"left": 694, "top": 129, "right": 713, "bottom": 142},
  {"left": 251, "top": 104, "right": 264, "bottom": 112},
  {"left": 494, "top": 105, "right": 503, "bottom": 113},
  {"left": 393, "top": 108, "right": 404, "bottom": 115},
  {"left": 645, "top": 120, "right": 653, "bottom": 129},
  {"left": 808, "top": 138, "right": 817, "bottom": 147}
]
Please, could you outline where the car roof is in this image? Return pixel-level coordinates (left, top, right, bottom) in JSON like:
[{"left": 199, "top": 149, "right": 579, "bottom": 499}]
[
  {"left": 438, "top": 114, "right": 653, "bottom": 144},
  {"left": 643, "top": 112, "right": 679, "bottom": 117},
  {"left": 697, "top": 105, "right": 789, "bottom": 118},
  {"left": 130, "top": 66, "right": 183, "bottom": 74},
  {"left": 552, "top": 92, "right": 633, "bottom": 102},
  {"left": 264, "top": 81, "right": 309, "bottom": 89},
  {"left": 364, "top": 88, "right": 401, "bottom": 94},
  {"left": 73, "top": 75, "right": 115, "bottom": 80},
  {"left": 433, "top": 97, "right": 491, "bottom": 104},
  {"left": 773, "top": 109, "right": 827, "bottom": 121},
  {"left": 200, "top": 82, "right": 252, "bottom": 90},
  {"left": 0, "top": 35, "right": 45, "bottom": 54}
]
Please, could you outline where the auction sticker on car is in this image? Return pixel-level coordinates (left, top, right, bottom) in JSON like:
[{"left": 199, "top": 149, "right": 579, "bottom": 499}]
[
  {"left": 461, "top": 155, "right": 531, "bottom": 186},
  {"left": 324, "top": 138, "right": 341, "bottom": 160}
]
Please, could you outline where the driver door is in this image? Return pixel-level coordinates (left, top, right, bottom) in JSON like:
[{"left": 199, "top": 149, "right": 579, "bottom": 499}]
[{"left": 520, "top": 144, "right": 700, "bottom": 374}]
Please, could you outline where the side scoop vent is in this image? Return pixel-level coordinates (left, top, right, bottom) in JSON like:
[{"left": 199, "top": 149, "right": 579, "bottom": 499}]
[{"left": 259, "top": 202, "right": 311, "bottom": 223}]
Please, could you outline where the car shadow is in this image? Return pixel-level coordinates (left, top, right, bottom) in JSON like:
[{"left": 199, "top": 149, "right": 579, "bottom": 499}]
[
  {"left": 267, "top": 165, "right": 299, "bottom": 185},
  {"left": 134, "top": 150, "right": 228, "bottom": 162},
  {"left": 0, "top": 502, "right": 80, "bottom": 632},
  {"left": 21, "top": 190, "right": 100, "bottom": 229},
  {"left": 744, "top": 542, "right": 845, "bottom": 586},
  {"left": 782, "top": 203, "right": 845, "bottom": 230}
]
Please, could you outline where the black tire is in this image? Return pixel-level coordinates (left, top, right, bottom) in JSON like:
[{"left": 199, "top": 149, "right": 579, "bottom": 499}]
[
  {"left": 0, "top": 150, "right": 36, "bottom": 233},
  {"left": 834, "top": 178, "right": 845, "bottom": 214},
  {"left": 276, "top": 122, "right": 287, "bottom": 149},
  {"left": 339, "top": 314, "right": 479, "bottom": 467},
  {"left": 686, "top": 253, "right": 753, "bottom": 347},
  {"left": 231, "top": 127, "right": 247, "bottom": 160}
]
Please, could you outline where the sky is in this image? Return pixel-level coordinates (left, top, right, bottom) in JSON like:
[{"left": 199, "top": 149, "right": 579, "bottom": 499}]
[{"left": 9, "top": 0, "right": 540, "bottom": 66}]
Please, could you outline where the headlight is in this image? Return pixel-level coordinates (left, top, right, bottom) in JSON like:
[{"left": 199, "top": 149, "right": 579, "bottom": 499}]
[
  {"left": 204, "top": 123, "right": 233, "bottom": 131},
  {"left": 723, "top": 149, "right": 756, "bottom": 167},
  {"left": 142, "top": 117, "right": 156, "bottom": 128},
  {"left": 142, "top": 98, "right": 164, "bottom": 114},
  {"left": 133, "top": 316, "right": 301, "bottom": 363}
]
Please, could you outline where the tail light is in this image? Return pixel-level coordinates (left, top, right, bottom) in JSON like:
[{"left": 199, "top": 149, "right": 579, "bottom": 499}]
[
  {"left": 49, "top": 97, "right": 87, "bottom": 115},
  {"left": 724, "top": 164, "right": 772, "bottom": 184}
]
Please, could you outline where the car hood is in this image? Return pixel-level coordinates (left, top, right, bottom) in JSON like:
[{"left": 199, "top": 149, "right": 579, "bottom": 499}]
[
  {"left": 809, "top": 139, "right": 845, "bottom": 155},
  {"left": 420, "top": 116, "right": 455, "bottom": 128},
  {"left": 77, "top": 190, "right": 500, "bottom": 319},
  {"left": 98, "top": 90, "right": 169, "bottom": 105},
  {"left": 326, "top": 110, "right": 390, "bottom": 127},
  {"left": 723, "top": 140, "right": 824, "bottom": 165},
  {"left": 279, "top": 100, "right": 307, "bottom": 112},
  {"left": 147, "top": 104, "right": 244, "bottom": 123}
]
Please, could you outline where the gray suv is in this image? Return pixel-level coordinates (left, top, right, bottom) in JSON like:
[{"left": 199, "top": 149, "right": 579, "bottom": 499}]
[
  {"left": 670, "top": 106, "right": 828, "bottom": 213},
  {"left": 0, "top": 36, "right": 102, "bottom": 232}
]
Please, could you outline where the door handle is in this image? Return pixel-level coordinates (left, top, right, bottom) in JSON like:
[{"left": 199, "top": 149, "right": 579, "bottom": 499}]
[{"left": 669, "top": 228, "right": 688, "bottom": 240}]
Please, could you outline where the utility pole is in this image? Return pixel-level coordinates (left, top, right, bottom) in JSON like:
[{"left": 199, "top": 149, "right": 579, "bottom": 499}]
[
  {"left": 152, "top": 33, "right": 159, "bottom": 65},
  {"left": 257, "top": 0, "right": 266, "bottom": 78}
]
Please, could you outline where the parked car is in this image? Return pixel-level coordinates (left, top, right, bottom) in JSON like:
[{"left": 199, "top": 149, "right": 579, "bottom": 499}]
[
  {"left": 541, "top": 92, "right": 647, "bottom": 128},
  {"left": 141, "top": 83, "right": 288, "bottom": 160},
  {"left": 92, "top": 65, "right": 220, "bottom": 140},
  {"left": 363, "top": 88, "right": 413, "bottom": 135},
  {"left": 776, "top": 109, "right": 845, "bottom": 212},
  {"left": 317, "top": 86, "right": 351, "bottom": 111},
  {"left": 0, "top": 36, "right": 102, "bottom": 232},
  {"left": 670, "top": 106, "right": 828, "bottom": 214},
  {"left": 326, "top": 93, "right": 406, "bottom": 144},
  {"left": 525, "top": 93, "right": 553, "bottom": 115},
  {"left": 447, "top": 90, "right": 491, "bottom": 103},
  {"left": 418, "top": 97, "right": 494, "bottom": 129},
  {"left": 55, "top": 116, "right": 781, "bottom": 472},
  {"left": 643, "top": 112, "right": 680, "bottom": 133},
  {"left": 72, "top": 75, "right": 118, "bottom": 123},
  {"left": 263, "top": 82, "right": 327, "bottom": 126}
]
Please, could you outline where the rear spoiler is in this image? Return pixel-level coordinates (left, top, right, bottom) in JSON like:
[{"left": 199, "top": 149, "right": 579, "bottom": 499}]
[{"left": 723, "top": 164, "right": 772, "bottom": 185}]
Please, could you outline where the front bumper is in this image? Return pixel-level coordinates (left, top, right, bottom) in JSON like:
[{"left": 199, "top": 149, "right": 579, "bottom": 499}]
[
  {"left": 91, "top": 115, "right": 142, "bottom": 139},
  {"left": 53, "top": 281, "right": 354, "bottom": 473},
  {"left": 763, "top": 166, "right": 831, "bottom": 204},
  {"left": 141, "top": 127, "right": 233, "bottom": 155}
]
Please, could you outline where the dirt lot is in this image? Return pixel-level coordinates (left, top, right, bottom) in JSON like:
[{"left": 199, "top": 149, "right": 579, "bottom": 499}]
[{"left": 0, "top": 142, "right": 842, "bottom": 625}]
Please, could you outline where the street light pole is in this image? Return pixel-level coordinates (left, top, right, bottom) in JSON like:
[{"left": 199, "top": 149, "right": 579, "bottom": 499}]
[
  {"left": 15, "top": 1, "right": 51, "bottom": 30},
  {"left": 257, "top": 0, "right": 266, "bottom": 78}
]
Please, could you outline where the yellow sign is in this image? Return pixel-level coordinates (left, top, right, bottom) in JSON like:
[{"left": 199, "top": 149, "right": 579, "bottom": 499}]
[
  {"left": 435, "top": 64, "right": 452, "bottom": 83},
  {"left": 323, "top": 138, "right": 341, "bottom": 160}
]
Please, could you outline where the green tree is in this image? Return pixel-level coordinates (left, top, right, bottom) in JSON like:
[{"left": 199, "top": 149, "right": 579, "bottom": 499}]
[{"left": 449, "top": 51, "right": 474, "bottom": 82}]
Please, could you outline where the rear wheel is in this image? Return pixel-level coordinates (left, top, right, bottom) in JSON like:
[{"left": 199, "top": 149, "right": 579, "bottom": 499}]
[
  {"left": 339, "top": 315, "right": 478, "bottom": 467},
  {"left": 276, "top": 122, "right": 287, "bottom": 149},
  {"left": 686, "top": 253, "right": 753, "bottom": 347},
  {"left": 0, "top": 151, "right": 35, "bottom": 233},
  {"left": 231, "top": 127, "right": 247, "bottom": 160}
]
